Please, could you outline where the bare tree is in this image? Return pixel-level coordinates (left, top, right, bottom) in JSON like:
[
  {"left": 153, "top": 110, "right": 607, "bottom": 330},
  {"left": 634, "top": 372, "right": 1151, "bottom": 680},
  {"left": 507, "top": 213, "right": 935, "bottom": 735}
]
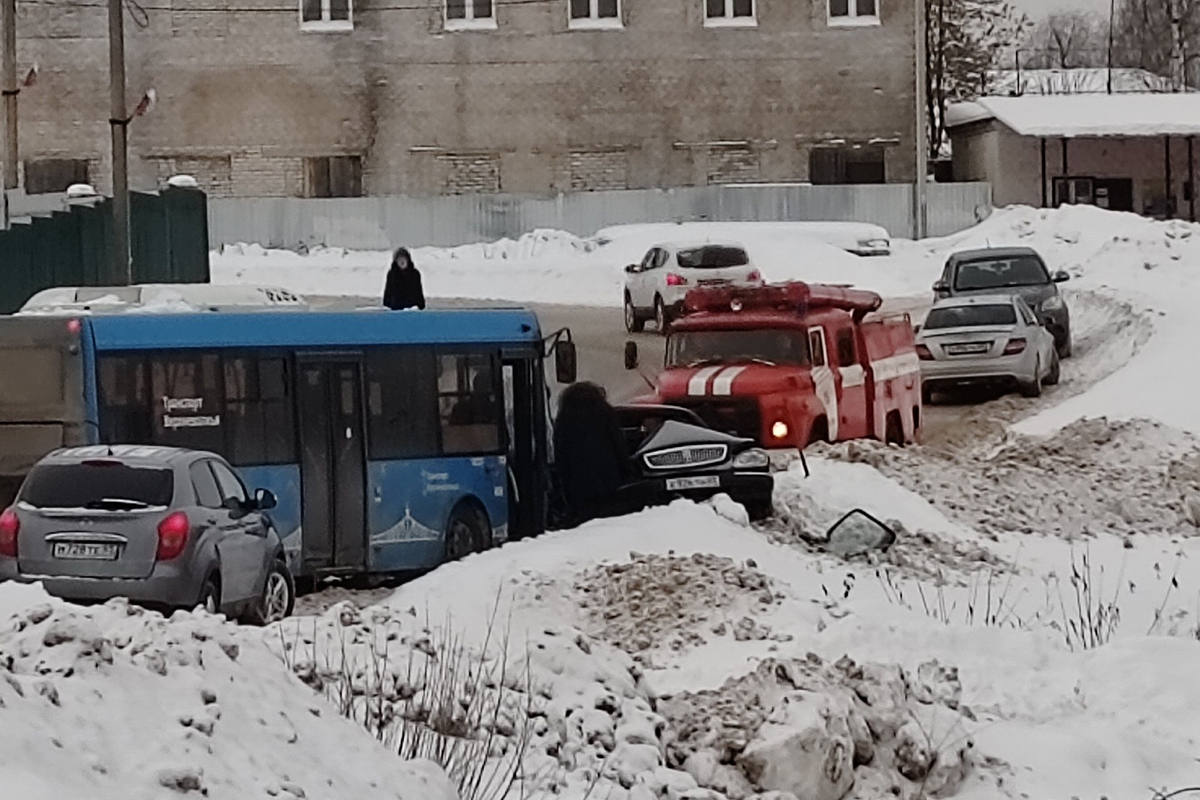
[
  {"left": 1112, "top": 0, "right": 1200, "bottom": 89},
  {"left": 1024, "top": 11, "right": 1110, "bottom": 69},
  {"left": 925, "top": 0, "right": 1029, "bottom": 157}
]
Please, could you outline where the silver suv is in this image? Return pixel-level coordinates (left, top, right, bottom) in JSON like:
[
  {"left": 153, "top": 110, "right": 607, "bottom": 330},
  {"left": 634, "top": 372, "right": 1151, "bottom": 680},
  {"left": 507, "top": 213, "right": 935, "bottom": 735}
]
[{"left": 0, "top": 445, "right": 293, "bottom": 624}]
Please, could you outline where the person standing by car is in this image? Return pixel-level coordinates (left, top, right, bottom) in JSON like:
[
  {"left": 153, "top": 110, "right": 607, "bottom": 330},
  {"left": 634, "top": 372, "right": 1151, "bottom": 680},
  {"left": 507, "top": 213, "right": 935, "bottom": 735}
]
[
  {"left": 553, "top": 382, "right": 628, "bottom": 526},
  {"left": 383, "top": 247, "right": 426, "bottom": 310}
]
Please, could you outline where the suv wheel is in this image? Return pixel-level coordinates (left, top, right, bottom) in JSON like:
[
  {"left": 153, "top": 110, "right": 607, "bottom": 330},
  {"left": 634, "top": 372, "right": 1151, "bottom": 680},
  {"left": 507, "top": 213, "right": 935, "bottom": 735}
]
[
  {"left": 198, "top": 576, "right": 221, "bottom": 615},
  {"left": 655, "top": 296, "right": 669, "bottom": 335},
  {"left": 245, "top": 561, "right": 295, "bottom": 625},
  {"left": 624, "top": 294, "right": 645, "bottom": 333}
]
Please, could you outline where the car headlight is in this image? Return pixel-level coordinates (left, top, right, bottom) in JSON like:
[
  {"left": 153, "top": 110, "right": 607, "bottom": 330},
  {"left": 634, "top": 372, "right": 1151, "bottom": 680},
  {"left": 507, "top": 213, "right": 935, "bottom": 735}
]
[
  {"left": 733, "top": 448, "right": 770, "bottom": 469},
  {"left": 859, "top": 238, "right": 890, "bottom": 250},
  {"left": 1041, "top": 295, "right": 1064, "bottom": 312}
]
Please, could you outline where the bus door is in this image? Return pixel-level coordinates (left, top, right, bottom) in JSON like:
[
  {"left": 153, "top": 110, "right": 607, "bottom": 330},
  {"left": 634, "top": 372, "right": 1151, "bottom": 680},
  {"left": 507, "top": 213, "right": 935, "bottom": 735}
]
[
  {"left": 502, "top": 352, "right": 546, "bottom": 540},
  {"left": 296, "top": 356, "right": 367, "bottom": 574}
]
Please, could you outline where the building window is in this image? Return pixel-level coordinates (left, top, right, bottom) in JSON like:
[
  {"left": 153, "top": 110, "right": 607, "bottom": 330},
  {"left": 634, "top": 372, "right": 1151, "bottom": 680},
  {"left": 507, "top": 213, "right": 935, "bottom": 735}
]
[
  {"left": 809, "top": 147, "right": 886, "bottom": 185},
  {"left": 304, "top": 156, "right": 363, "bottom": 198},
  {"left": 24, "top": 159, "right": 89, "bottom": 195},
  {"left": 829, "top": 0, "right": 880, "bottom": 26},
  {"left": 570, "top": 0, "right": 620, "bottom": 28},
  {"left": 704, "top": 0, "right": 754, "bottom": 27},
  {"left": 300, "top": 0, "right": 352, "bottom": 31},
  {"left": 446, "top": 0, "right": 496, "bottom": 29}
]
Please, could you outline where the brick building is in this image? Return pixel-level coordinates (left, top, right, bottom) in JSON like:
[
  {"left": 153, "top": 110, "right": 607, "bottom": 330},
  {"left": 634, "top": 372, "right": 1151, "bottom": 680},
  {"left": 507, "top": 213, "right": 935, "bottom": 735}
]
[{"left": 7, "top": 0, "right": 919, "bottom": 199}]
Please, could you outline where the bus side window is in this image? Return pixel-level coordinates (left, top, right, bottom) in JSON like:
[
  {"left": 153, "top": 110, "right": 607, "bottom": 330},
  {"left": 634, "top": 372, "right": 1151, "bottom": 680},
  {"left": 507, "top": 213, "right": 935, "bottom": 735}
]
[
  {"left": 835, "top": 328, "right": 857, "bottom": 367},
  {"left": 366, "top": 348, "right": 439, "bottom": 460},
  {"left": 223, "top": 356, "right": 296, "bottom": 466},
  {"left": 438, "top": 353, "right": 502, "bottom": 455},
  {"left": 98, "top": 356, "right": 152, "bottom": 444}
]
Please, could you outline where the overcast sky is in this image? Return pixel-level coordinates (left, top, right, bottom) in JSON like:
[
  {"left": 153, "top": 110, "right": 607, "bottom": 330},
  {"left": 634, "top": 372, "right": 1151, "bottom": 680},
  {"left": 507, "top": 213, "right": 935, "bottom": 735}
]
[{"left": 1010, "top": 0, "right": 1111, "bottom": 18}]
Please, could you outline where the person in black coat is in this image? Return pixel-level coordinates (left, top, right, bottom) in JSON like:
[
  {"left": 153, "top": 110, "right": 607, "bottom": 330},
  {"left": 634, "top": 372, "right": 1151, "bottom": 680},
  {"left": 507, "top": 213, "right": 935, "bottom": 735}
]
[
  {"left": 383, "top": 247, "right": 426, "bottom": 310},
  {"left": 552, "top": 382, "right": 629, "bottom": 527}
]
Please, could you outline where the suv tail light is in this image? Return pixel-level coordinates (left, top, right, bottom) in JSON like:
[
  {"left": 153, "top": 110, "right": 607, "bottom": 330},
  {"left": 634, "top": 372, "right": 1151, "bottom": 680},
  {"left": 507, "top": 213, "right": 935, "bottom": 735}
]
[
  {"left": 666, "top": 273, "right": 688, "bottom": 287},
  {"left": 1003, "top": 338, "right": 1027, "bottom": 355},
  {"left": 156, "top": 511, "right": 190, "bottom": 561},
  {"left": 0, "top": 508, "right": 19, "bottom": 558},
  {"left": 746, "top": 269, "right": 763, "bottom": 283},
  {"left": 915, "top": 344, "right": 933, "bottom": 361}
]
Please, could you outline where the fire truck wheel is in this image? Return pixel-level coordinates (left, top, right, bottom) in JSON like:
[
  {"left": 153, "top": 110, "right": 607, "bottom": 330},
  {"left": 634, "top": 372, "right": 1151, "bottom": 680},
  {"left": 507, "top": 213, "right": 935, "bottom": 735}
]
[
  {"left": 625, "top": 294, "right": 645, "bottom": 333},
  {"left": 1020, "top": 360, "right": 1044, "bottom": 398},
  {"left": 655, "top": 296, "right": 670, "bottom": 335}
]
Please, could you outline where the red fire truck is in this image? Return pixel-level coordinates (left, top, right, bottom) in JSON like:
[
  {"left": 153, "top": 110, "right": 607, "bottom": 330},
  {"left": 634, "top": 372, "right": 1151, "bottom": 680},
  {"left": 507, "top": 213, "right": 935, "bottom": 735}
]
[{"left": 624, "top": 282, "right": 922, "bottom": 449}]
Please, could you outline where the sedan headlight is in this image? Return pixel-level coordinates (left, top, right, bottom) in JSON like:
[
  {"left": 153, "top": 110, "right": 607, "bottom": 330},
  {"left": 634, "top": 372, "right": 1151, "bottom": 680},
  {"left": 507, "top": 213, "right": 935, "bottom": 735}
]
[
  {"left": 1041, "top": 295, "right": 1064, "bottom": 312},
  {"left": 733, "top": 448, "right": 770, "bottom": 469},
  {"left": 858, "top": 238, "right": 890, "bottom": 250}
]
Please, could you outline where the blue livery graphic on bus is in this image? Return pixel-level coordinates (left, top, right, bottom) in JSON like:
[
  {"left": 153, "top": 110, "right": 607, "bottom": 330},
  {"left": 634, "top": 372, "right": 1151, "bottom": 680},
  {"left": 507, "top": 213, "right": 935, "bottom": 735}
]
[{"left": 0, "top": 309, "right": 561, "bottom": 583}]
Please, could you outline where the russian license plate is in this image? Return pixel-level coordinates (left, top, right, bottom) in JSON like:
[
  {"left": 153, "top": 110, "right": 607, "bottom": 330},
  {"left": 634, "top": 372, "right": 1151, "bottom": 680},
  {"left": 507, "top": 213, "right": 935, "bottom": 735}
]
[
  {"left": 665, "top": 475, "right": 722, "bottom": 491},
  {"left": 52, "top": 542, "right": 120, "bottom": 561},
  {"left": 946, "top": 343, "right": 991, "bottom": 356}
]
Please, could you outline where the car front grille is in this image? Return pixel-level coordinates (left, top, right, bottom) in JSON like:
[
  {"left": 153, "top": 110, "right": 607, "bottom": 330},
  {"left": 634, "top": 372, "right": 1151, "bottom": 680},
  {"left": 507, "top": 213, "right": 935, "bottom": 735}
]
[
  {"left": 677, "top": 400, "right": 762, "bottom": 440},
  {"left": 644, "top": 445, "right": 729, "bottom": 470}
]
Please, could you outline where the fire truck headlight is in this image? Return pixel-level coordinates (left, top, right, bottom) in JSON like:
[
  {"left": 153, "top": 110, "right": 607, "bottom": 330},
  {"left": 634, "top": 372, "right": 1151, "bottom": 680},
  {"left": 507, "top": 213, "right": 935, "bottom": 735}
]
[{"left": 771, "top": 421, "right": 790, "bottom": 440}]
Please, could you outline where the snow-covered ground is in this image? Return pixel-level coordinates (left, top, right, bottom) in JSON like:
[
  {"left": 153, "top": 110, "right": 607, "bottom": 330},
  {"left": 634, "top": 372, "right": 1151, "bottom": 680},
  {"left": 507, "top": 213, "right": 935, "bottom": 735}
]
[{"left": 10, "top": 205, "right": 1200, "bottom": 798}]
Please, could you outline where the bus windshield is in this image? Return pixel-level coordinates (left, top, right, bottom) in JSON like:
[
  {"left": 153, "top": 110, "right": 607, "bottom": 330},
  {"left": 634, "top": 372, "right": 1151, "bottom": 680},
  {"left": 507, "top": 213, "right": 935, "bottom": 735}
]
[{"left": 667, "top": 329, "right": 810, "bottom": 367}]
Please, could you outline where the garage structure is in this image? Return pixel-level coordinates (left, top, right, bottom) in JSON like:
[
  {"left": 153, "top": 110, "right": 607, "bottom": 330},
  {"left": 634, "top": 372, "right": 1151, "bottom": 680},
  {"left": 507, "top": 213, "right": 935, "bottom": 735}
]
[{"left": 946, "top": 94, "right": 1200, "bottom": 220}]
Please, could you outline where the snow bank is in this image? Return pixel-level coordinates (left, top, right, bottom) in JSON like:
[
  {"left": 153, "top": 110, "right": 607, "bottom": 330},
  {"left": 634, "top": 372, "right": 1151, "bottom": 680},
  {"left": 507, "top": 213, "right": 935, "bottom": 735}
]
[
  {"left": 0, "top": 593, "right": 457, "bottom": 800},
  {"left": 211, "top": 224, "right": 922, "bottom": 308}
]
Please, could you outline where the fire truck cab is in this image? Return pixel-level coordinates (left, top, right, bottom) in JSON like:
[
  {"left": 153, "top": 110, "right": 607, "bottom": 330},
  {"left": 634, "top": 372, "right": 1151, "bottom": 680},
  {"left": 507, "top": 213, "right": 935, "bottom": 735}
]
[{"left": 625, "top": 282, "right": 922, "bottom": 449}]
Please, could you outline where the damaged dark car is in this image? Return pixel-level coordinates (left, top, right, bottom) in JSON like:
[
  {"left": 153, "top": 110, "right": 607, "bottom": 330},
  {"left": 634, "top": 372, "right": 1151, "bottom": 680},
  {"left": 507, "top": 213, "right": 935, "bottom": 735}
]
[{"left": 614, "top": 404, "right": 775, "bottom": 521}]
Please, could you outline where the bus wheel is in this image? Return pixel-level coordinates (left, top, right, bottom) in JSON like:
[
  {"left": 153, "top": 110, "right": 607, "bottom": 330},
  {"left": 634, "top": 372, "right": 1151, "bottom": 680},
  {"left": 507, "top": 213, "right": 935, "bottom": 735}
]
[{"left": 445, "top": 503, "right": 488, "bottom": 562}]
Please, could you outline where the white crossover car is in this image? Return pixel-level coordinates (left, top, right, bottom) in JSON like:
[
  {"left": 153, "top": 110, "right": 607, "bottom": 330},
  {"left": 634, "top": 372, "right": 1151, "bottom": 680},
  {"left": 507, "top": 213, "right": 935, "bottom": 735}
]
[{"left": 623, "top": 242, "right": 763, "bottom": 334}]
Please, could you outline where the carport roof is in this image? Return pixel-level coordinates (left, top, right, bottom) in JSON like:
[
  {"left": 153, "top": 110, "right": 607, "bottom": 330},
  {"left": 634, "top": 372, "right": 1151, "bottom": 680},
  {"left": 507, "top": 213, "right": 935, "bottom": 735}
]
[{"left": 946, "top": 94, "right": 1200, "bottom": 138}]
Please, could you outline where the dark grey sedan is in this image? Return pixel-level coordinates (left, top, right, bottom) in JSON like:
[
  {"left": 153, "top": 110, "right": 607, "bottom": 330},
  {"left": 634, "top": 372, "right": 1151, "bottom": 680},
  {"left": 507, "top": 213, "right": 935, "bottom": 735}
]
[
  {"left": 0, "top": 445, "right": 294, "bottom": 624},
  {"left": 933, "top": 246, "right": 1073, "bottom": 358}
]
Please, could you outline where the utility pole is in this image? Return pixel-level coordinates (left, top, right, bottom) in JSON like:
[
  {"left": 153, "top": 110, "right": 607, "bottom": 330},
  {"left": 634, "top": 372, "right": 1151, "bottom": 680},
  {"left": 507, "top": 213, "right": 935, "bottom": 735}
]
[
  {"left": 109, "top": 0, "right": 131, "bottom": 285},
  {"left": 913, "top": 0, "right": 929, "bottom": 240},
  {"left": 2, "top": 0, "right": 17, "bottom": 228}
]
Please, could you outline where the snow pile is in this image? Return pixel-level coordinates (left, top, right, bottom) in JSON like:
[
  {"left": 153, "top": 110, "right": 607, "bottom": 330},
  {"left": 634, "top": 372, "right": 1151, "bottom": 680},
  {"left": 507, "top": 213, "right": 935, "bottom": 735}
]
[
  {"left": 824, "top": 417, "right": 1200, "bottom": 541},
  {"left": 577, "top": 553, "right": 783, "bottom": 660},
  {"left": 0, "top": 585, "right": 457, "bottom": 800},
  {"left": 660, "top": 655, "right": 982, "bottom": 800}
]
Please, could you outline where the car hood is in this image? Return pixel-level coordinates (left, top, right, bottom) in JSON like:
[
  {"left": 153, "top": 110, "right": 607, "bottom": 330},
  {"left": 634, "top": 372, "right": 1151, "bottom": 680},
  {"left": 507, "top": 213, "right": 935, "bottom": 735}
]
[
  {"left": 634, "top": 420, "right": 752, "bottom": 458},
  {"left": 952, "top": 284, "right": 1056, "bottom": 305}
]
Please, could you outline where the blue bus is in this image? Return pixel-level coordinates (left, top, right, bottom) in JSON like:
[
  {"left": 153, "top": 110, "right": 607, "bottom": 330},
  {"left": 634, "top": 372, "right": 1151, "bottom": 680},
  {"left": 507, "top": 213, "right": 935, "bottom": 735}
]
[{"left": 0, "top": 309, "right": 575, "bottom": 584}]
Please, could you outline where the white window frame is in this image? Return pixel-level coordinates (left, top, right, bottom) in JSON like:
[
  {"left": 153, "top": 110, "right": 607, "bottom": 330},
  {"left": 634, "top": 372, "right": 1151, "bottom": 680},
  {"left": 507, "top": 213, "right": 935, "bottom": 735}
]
[
  {"left": 704, "top": 0, "right": 756, "bottom": 28},
  {"left": 828, "top": 0, "right": 880, "bottom": 28},
  {"left": 445, "top": 0, "right": 498, "bottom": 30},
  {"left": 299, "top": 0, "right": 354, "bottom": 32},
  {"left": 568, "top": 0, "right": 622, "bottom": 30}
]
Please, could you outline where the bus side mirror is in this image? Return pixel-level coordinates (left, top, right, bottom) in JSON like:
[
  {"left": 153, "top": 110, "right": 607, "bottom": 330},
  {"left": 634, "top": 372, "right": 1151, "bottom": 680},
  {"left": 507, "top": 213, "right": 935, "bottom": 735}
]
[
  {"left": 624, "top": 341, "right": 639, "bottom": 371},
  {"left": 555, "top": 340, "right": 577, "bottom": 384}
]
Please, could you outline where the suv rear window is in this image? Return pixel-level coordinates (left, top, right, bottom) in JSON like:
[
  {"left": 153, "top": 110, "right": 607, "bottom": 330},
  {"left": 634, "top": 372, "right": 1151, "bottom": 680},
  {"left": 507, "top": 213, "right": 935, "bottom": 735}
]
[
  {"left": 924, "top": 304, "right": 1017, "bottom": 330},
  {"left": 677, "top": 246, "right": 749, "bottom": 269},
  {"left": 954, "top": 256, "right": 1049, "bottom": 291},
  {"left": 20, "top": 463, "right": 174, "bottom": 510}
]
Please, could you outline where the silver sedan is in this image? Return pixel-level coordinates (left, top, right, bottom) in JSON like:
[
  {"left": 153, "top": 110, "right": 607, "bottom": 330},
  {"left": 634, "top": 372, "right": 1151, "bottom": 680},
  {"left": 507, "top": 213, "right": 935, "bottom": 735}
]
[{"left": 916, "top": 294, "right": 1060, "bottom": 403}]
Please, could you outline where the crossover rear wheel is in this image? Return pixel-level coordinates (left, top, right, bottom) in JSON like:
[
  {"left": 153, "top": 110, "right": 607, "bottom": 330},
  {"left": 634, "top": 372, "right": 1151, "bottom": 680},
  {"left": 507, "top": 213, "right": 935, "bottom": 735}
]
[{"left": 244, "top": 561, "right": 295, "bottom": 626}]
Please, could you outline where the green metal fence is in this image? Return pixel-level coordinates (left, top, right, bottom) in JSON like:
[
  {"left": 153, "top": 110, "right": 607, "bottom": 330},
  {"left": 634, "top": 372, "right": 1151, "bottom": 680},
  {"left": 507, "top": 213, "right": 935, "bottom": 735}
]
[{"left": 0, "top": 186, "right": 211, "bottom": 314}]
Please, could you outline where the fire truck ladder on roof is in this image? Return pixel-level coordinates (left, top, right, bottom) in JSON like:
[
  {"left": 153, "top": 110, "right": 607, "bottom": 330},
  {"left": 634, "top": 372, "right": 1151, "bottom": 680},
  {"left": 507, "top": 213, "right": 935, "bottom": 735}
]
[{"left": 683, "top": 282, "right": 884, "bottom": 322}]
